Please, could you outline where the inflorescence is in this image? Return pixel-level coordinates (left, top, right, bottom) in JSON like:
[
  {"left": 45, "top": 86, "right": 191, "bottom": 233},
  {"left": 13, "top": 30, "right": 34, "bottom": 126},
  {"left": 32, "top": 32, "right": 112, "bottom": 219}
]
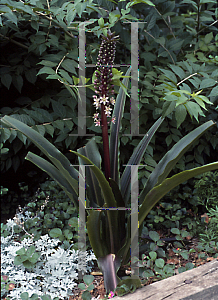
[{"left": 93, "top": 31, "right": 118, "bottom": 126}]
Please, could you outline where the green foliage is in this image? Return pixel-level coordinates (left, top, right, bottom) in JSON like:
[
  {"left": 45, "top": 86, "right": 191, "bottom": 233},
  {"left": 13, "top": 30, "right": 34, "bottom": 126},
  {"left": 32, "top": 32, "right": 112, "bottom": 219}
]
[
  {"left": 2, "top": 76, "right": 218, "bottom": 295},
  {"left": 115, "top": 276, "right": 142, "bottom": 296},
  {"left": 1, "top": 182, "right": 32, "bottom": 215},
  {"left": 189, "top": 171, "right": 218, "bottom": 249},
  {"left": 0, "top": 178, "right": 81, "bottom": 252},
  {"left": 19, "top": 179, "right": 80, "bottom": 247},
  {"left": 1, "top": 0, "right": 218, "bottom": 296},
  {"left": 1, "top": 275, "right": 15, "bottom": 299},
  {"left": 1, "top": 186, "right": 8, "bottom": 195},
  {"left": 137, "top": 171, "right": 218, "bottom": 283},
  {"left": 19, "top": 293, "right": 54, "bottom": 300},
  {"left": 138, "top": 231, "right": 172, "bottom": 280},
  {"left": 14, "top": 245, "right": 40, "bottom": 269},
  {"left": 1, "top": 0, "right": 218, "bottom": 179},
  {"left": 193, "top": 171, "right": 218, "bottom": 209},
  {"left": 78, "top": 275, "right": 95, "bottom": 300}
]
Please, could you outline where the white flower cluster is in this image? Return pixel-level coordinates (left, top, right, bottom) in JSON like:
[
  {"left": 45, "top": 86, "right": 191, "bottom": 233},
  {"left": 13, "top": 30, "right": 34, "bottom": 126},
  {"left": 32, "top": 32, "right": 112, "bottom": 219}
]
[
  {"left": 93, "top": 95, "right": 116, "bottom": 126},
  {"left": 1, "top": 218, "right": 97, "bottom": 300}
]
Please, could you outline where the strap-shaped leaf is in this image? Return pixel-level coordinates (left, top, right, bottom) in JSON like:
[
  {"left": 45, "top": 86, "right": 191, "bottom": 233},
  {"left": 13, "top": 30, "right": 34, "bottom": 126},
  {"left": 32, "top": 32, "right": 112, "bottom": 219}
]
[
  {"left": 1, "top": 116, "right": 79, "bottom": 187},
  {"left": 75, "top": 146, "right": 121, "bottom": 255},
  {"left": 109, "top": 179, "right": 126, "bottom": 250},
  {"left": 139, "top": 120, "right": 215, "bottom": 204},
  {"left": 77, "top": 138, "right": 104, "bottom": 207},
  {"left": 120, "top": 161, "right": 218, "bottom": 264},
  {"left": 87, "top": 210, "right": 109, "bottom": 258},
  {"left": 98, "top": 254, "right": 121, "bottom": 293},
  {"left": 70, "top": 151, "right": 117, "bottom": 208},
  {"left": 110, "top": 67, "right": 131, "bottom": 184},
  {"left": 121, "top": 117, "right": 164, "bottom": 204},
  {"left": 109, "top": 178, "right": 125, "bottom": 207},
  {"left": 139, "top": 161, "right": 218, "bottom": 226},
  {"left": 26, "top": 152, "right": 78, "bottom": 206}
]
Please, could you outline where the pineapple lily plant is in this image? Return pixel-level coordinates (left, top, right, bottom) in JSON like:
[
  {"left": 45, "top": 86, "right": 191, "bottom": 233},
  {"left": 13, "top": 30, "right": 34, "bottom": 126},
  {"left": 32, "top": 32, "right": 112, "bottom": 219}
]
[{"left": 1, "top": 30, "right": 218, "bottom": 296}]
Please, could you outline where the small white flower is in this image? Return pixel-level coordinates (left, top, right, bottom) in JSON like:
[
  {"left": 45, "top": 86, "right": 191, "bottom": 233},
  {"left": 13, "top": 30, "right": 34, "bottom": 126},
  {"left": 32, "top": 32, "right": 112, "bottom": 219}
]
[
  {"left": 104, "top": 105, "right": 112, "bottom": 117},
  {"left": 110, "top": 97, "right": 115, "bottom": 105},
  {"left": 100, "top": 95, "right": 109, "bottom": 105},
  {"left": 94, "top": 119, "right": 101, "bottom": 126},
  {"left": 93, "top": 113, "right": 99, "bottom": 121},
  {"left": 93, "top": 95, "right": 100, "bottom": 108},
  {"left": 93, "top": 99, "right": 100, "bottom": 108},
  {"left": 111, "top": 116, "right": 116, "bottom": 124}
]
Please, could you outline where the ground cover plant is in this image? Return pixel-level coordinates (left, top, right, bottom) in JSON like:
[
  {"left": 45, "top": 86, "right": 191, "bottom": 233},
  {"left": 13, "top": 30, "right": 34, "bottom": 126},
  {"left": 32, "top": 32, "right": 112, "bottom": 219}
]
[
  {"left": 1, "top": 0, "right": 218, "bottom": 298},
  {"left": 1, "top": 174, "right": 218, "bottom": 299}
]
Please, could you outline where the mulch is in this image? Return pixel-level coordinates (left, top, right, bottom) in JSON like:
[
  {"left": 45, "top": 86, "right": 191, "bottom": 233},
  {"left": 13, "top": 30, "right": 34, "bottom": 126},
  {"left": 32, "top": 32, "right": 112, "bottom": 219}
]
[{"left": 70, "top": 232, "right": 217, "bottom": 299}]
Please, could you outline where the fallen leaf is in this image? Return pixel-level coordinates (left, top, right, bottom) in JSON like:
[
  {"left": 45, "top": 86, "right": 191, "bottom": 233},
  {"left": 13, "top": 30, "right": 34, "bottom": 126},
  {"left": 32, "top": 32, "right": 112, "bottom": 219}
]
[
  {"left": 168, "top": 249, "right": 175, "bottom": 256},
  {"left": 2, "top": 275, "right": 8, "bottom": 281},
  {"left": 8, "top": 283, "right": 15, "bottom": 291},
  {"left": 206, "top": 257, "right": 215, "bottom": 262},
  {"left": 201, "top": 213, "right": 209, "bottom": 223},
  {"left": 167, "top": 258, "right": 179, "bottom": 264},
  {"left": 91, "top": 271, "right": 103, "bottom": 275}
]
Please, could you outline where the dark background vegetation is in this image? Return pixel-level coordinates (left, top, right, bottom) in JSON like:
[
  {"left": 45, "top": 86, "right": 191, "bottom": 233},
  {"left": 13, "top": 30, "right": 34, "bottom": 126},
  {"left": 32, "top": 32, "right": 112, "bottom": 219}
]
[{"left": 0, "top": 0, "right": 218, "bottom": 217}]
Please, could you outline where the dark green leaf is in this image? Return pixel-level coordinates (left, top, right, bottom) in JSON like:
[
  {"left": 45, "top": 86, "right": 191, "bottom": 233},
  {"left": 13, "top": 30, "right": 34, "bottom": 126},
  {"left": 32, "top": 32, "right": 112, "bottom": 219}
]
[
  {"left": 149, "top": 231, "right": 160, "bottom": 242},
  {"left": 4, "top": 12, "right": 17, "bottom": 25},
  {"left": 139, "top": 120, "right": 215, "bottom": 204},
  {"left": 87, "top": 210, "right": 109, "bottom": 259},
  {"left": 185, "top": 101, "right": 203, "bottom": 121},
  {"left": 78, "top": 283, "right": 86, "bottom": 290},
  {"left": 171, "top": 228, "right": 180, "bottom": 235},
  {"left": 68, "top": 217, "right": 78, "bottom": 228},
  {"left": 139, "top": 162, "right": 218, "bottom": 228},
  {"left": 110, "top": 67, "right": 131, "bottom": 183},
  {"left": 26, "top": 245, "right": 36, "bottom": 257},
  {"left": 49, "top": 228, "right": 62, "bottom": 238},
  {"left": 162, "top": 101, "right": 176, "bottom": 117},
  {"left": 149, "top": 251, "right": 157, "bottom": 260},
  {"left": 185, "top": 262, "right": 194, "bottom": 270},
  {"left": 82, "top": 291, "right": 92, "bottom": 300},
  {"left": 25, "top": 69, "right": 37, "bottom": 84},
  {"left": 26, "top": 152, "right": 78, "bottom": 204},
  {"left": 200, "top": 78, "right": 216, "bottom": 89},
  {"left": 147, "top": 14, "right": 157, "bottom": 31},
  {"left": 51, "top": 100, "right": 66, "bottom": 118},
  {"left": 121, "top": 117, "right": 164, "bottom": 204},
  {"left": 159, "top": 68, "right": 177, "bottom": 83},
  {"left": 12, "top": 75, "right": 23, "bottom": 93},
  {"left": 175, "top": 104, "right": 187, "bottom": 128},
  {"left": 71, "top": 151, "right": 117, "bottom": 208},
  {"left": 1, "top": 73, "right": 12, "bottom": 89},
  {"left": 83, "top": 275, "right": 94, "bottom": 286},
  {"left": 20, "top": 292, "right": 29, "bottom": 300},
  {"left": 16, "top": 247, "right": 26, "bottom": 256},
  {"left": 78, "top": 138, "right": 103, "bottom": 207},
  {"left": 169, "top": 65, "right": 185, "bottom": 80},
  {"left": 37, "top": 67, "right": 56, "bottom": 76},
  {"left": 209, "top": 86, "right": 218, "bottom": 97},
  {"left": 155, "top": 258, "right": 165, "bottom": 268}
]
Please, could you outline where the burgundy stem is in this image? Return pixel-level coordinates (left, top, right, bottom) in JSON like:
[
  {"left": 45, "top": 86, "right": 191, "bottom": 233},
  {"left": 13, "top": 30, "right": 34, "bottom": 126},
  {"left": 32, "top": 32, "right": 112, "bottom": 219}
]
[{"left": 101, "top": 103, "right": 111, "bottom": 182}]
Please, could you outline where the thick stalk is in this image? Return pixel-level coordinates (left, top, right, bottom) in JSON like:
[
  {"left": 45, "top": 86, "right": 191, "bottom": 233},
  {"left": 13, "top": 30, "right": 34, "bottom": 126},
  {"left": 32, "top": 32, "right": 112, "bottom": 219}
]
[
  {"left": 101, "top": 103, "right": 114, "bottom": 254},
  {"left": 101, "top": 103, "right": 111, "bottom": 182}
]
